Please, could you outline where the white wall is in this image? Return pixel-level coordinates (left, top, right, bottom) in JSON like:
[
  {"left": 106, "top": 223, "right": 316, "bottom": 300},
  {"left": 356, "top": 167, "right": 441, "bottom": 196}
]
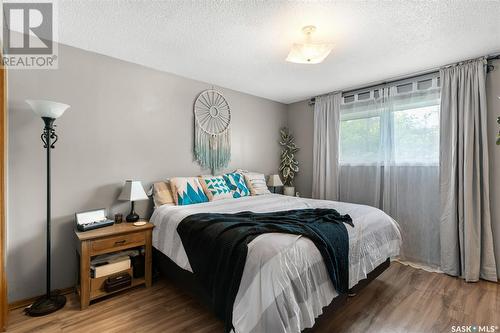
[{"left": 7, "top": 43, "right": 287, "bottom": 301}]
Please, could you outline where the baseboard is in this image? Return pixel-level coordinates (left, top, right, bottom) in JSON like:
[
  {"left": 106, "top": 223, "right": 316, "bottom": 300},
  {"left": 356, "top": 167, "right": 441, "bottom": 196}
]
[{"left": 8, "top": 287, "right": 75, "bottom": 311}]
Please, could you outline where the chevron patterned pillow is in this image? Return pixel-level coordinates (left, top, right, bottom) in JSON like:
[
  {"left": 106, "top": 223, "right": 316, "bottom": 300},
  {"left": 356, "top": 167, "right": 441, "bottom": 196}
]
[
  {"left": 223, "top": 172, "right": 250, "bottom": 198},
  {"left": 200, "top": 175, "right": 234, "bottom": 201}
]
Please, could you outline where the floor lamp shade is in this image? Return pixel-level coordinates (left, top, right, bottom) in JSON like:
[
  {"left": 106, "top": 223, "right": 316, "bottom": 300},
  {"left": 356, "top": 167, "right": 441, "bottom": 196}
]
[
  {"left": 26, "top": 100, "right": 70, "bottom": 119},
  {"left": 24, "top": 99, "right": 70, "bottom": 316},
  {"left": 119, "top": 180, "right": 148, "bottom": 222}
]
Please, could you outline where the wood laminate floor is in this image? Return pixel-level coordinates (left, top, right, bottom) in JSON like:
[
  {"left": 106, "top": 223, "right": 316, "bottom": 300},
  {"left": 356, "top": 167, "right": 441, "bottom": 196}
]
[{"left": 6, "top": 263, "right": 500, "bottom": 333}]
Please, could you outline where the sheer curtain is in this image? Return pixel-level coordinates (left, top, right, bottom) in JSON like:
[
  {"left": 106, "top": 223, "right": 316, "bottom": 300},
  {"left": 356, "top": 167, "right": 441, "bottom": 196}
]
[{"left": 338, "top": 75, "right": 441, "bottom": 267}]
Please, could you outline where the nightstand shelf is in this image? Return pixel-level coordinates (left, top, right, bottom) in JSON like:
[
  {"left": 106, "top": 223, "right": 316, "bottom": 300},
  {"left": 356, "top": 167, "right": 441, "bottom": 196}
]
[{"left": 74, "top": 221, "right": 154, "bottom": 309}]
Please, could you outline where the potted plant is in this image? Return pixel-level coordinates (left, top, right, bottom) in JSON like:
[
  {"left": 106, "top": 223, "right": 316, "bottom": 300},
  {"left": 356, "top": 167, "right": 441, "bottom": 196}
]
[
  {"left": 497, "top": 116, "right": 500, "bottom": 146},
  {"left": 279, "top": 127, "right": 299, "bottom": 196}
]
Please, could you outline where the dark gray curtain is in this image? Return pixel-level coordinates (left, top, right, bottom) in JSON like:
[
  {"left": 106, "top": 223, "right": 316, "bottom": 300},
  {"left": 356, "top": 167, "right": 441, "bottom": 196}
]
[{"left": 439, "top": 58, "right": 498, "bottom": 281}]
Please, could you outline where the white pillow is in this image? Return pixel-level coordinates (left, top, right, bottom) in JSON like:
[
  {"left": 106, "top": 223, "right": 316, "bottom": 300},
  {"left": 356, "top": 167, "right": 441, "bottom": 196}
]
[{"left": 244, "top": 173, "right": 271, "bottom": 196}]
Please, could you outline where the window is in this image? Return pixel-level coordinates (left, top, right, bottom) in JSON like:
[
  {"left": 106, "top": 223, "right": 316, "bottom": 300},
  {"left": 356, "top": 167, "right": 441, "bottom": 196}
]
[
  {"left": 337, "top": 75, "right": 441, "bottom": 271},
  {"left": 340, "top": 116, "right": 380, "bottom": 164},
  {"left": 339, "top": 77, "right": 440, "bottom": 165},
  {"left": 393, "top": 105, "right": 440, "bottom": 164}
]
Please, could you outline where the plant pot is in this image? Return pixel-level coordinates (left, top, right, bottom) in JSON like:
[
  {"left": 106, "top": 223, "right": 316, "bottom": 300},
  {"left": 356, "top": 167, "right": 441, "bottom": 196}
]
[{"left": 283, "top": 186, "right": 295, "bottom": 196}]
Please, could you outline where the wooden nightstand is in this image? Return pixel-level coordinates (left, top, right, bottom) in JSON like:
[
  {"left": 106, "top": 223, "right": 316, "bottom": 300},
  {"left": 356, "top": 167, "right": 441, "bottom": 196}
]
[{"left": 74, "top": 221, "right": 154, "bottom": 309}]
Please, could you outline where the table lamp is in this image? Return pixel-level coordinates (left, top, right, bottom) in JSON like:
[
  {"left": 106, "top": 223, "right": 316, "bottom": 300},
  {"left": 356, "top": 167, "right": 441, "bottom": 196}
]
[
  {"left": 267, "top": 174, "right": 283, "bottom": 193},
  {"left": 118, "top": 180, "right": 148, "bottom": 222}
]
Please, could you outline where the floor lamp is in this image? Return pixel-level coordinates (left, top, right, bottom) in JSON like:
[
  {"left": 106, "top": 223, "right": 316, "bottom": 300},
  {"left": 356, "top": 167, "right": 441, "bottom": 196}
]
[{"left": 25, "top": 100, "right": 70, "bottom": 316}]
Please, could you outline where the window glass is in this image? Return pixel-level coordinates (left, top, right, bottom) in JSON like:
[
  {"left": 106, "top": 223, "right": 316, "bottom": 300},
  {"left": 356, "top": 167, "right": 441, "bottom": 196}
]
[
  {"left": 393, "top": 105, "right": 440, "bottom": 164},
  {"left": 340, "top": 116, "right": 381, "bottom": 164}
]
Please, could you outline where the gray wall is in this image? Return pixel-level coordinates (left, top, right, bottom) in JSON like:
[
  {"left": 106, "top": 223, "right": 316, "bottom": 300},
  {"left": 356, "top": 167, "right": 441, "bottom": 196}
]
[
  {"left": 288, "top": 60, "right": 500, "bottom": 276},
  {"left": 7, "top": 43, "right": 287, "bottom": 301},
  {"left": 7, "top": 44, "right": 500, "bottom": 302},
  {"left": 287, "top": 100, "right": 314, "bottom": 198}
]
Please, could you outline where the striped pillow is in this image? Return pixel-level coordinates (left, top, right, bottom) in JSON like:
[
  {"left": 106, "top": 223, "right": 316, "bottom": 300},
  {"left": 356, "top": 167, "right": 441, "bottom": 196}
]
[{"left": 243, "top": 173, "right": 271, "bottom": 196}]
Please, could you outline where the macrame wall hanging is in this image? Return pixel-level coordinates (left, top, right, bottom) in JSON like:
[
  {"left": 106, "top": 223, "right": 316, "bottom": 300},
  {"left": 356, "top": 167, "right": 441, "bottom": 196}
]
[{"left": 193, "top": 89, "right": 231, "bottom": 174}]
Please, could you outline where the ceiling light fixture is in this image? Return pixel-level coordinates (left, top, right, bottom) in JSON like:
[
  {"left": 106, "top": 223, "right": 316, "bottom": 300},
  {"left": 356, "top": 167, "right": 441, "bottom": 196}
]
[{"left": 286, "top": 25, "right": 333, "bottom": 64}]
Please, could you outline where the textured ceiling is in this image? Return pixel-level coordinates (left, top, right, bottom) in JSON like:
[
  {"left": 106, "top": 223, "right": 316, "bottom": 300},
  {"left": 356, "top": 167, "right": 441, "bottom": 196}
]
[{"left": 57, "top": 0, "right": 500, "bottom": 104}]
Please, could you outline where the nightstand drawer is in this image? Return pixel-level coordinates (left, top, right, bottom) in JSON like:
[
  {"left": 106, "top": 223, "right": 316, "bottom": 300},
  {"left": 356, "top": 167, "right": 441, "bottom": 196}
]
[{"left": 91, "top": 232, "right": 145, "bottom": 255}]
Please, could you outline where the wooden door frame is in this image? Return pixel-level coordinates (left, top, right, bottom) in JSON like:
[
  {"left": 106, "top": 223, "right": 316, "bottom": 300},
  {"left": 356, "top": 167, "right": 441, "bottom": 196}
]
[{"left": 0, "top": 58, "right": 7, "bottom": 331}]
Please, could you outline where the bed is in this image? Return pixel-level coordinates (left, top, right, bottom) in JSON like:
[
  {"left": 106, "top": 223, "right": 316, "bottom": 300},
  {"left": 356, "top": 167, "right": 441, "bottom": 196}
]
[{"left": 150, "top": 194, "right": 402, "bottom": 333}]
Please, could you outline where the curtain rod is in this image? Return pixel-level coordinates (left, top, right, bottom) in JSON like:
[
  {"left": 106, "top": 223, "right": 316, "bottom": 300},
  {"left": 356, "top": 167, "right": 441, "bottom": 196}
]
[{"left": 308, "top": 54, "right": 500, "bottom": 106}]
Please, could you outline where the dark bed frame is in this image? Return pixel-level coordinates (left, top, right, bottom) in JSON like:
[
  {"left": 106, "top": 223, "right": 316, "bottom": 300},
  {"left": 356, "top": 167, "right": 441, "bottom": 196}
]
[{"left": 153, "top": 248, "right": 390, "bottom": 332}]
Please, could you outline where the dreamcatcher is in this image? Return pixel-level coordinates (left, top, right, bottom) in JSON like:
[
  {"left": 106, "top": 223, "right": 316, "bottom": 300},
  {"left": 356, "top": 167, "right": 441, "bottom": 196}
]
[{"left": 193, "top": 89, "right": 231, "bottom": 174}]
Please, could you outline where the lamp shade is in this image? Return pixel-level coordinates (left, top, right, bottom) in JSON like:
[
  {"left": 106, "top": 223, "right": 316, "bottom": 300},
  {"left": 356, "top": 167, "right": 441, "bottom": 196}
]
[
  {"left": 286, "top": 25, "right": 333, "bottom": 64},
  {"left": 286, "top": 42, "right": 334, "bottom": 64},
  {"left": 26, "top": 99, "right": 70, "bottom": 119},
  {"left": 267, "top": 174, "right": 283, "bottom": 187},
  {"left": 118, "top": 180, "right": 148, "bottom": 202}
]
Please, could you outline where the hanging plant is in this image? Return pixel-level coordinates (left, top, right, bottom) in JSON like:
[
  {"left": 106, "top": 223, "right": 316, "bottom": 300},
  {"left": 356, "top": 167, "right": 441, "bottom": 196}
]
[{"left": 279, "top": 127, "right": 299, "bottom": 186}]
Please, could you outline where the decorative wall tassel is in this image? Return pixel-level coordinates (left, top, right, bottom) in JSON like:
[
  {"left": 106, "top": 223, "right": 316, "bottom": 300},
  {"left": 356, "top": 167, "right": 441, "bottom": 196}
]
[{"left": 193, "top": 89, "right": 231, "bottom": 174}]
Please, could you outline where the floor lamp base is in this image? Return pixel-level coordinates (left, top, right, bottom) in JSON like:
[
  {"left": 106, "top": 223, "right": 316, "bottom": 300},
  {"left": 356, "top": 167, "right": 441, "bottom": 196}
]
[{"left": 25, "top": 292, "right": 66, "bottom": 317}]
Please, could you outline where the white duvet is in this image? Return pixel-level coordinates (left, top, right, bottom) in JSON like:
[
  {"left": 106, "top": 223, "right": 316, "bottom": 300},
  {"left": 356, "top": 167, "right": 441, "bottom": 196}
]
[{"left": 151, "top": 194, "right": 401, "bottom": 333}]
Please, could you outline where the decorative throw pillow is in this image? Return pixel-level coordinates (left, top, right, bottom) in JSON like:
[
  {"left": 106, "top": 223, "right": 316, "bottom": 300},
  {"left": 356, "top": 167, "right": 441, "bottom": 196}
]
[
  {"left": 223, "top": 172, "right": 250, "bottom": 198},
  {"left": 244, "top": 173, "right": 271, "bottom": 196},
  {"left": 152, "top": 181, "right": 175, "bottom": 207},
  {"left": 170, "top": 177, "right": 209, "bottom": 205},
  {"left": 200, "top": 175, "right": 234, "bottom": 201}
]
